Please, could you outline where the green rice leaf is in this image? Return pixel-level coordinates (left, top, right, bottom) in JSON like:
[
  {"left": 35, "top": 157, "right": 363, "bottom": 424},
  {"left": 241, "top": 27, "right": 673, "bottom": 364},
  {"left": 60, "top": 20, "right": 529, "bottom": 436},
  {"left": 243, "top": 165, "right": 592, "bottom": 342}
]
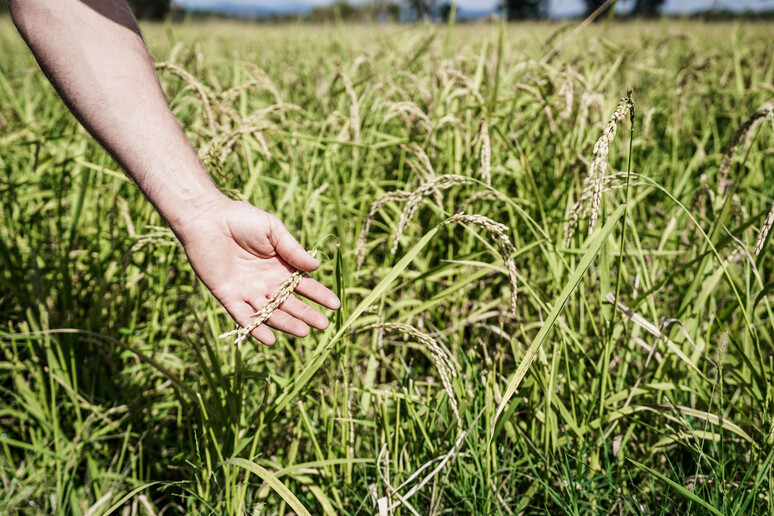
[
  {"left": 226, "top": 457, "right": 312, "bottom": 516},
  {"left": 627, "top": 458, "right": 723, "bottom": 516},
  {"left": 492, "top": 205, "right": 625, "bottom": 438}
]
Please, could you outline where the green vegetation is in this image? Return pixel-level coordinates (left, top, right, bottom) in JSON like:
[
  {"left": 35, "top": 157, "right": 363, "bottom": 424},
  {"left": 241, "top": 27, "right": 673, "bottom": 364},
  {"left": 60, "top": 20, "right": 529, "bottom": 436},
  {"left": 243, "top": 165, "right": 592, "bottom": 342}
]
[{"left": 1, "top": 18, "right": 774, "bottom": 515}]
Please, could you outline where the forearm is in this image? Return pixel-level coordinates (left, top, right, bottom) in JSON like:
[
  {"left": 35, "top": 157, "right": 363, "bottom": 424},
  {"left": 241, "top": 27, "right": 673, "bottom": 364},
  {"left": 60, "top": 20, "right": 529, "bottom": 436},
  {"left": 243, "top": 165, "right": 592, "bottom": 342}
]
[
  {"left": 9, "top": 0, "right": 339, "bottom": 343},
  {"left": 9, "top": 0, "right": 223, "bottom": 238}
]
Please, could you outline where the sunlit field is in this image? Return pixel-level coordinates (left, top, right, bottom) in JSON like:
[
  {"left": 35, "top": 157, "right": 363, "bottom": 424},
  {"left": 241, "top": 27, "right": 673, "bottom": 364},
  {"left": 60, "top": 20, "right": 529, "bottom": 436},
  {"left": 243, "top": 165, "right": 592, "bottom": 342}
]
[{"left": 1, "top": 16, "right": 774, "bottom": 514}]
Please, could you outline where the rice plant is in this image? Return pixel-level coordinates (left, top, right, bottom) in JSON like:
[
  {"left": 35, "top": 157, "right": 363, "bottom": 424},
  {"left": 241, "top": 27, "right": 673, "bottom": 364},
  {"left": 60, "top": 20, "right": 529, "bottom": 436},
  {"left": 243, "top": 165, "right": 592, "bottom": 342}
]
[{"left": 1, "top": 17, "right": 774, "bottom": 515}]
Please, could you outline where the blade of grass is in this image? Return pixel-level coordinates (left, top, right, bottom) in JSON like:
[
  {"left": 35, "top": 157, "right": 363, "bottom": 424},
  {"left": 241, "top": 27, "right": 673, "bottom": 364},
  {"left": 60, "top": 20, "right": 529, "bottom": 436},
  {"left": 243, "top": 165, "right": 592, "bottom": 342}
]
[
  {"left": 627, "top": 458, "right": 723, "bottom": 516},
  {"left": 268, "top": 225, "right": 439, "bottom": 419},
  {"left": 225, "top": 457, "right": 312, "bottom": 516},
  {"left": 492, "top": 204, "right": 625, "bottom": 437}
]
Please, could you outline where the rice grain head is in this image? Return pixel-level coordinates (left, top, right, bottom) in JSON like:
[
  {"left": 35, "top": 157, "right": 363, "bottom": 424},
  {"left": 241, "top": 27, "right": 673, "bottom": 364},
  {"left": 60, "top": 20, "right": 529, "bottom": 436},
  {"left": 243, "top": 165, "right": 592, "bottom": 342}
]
[
  {"left": 219, "top": 269, "right": 305, "bottom": 346},
  {"left": 385, "top": 101, "right": 433, "bottom": 135},
  {"left": 565, "top": 90, "right": 634, "bottom": 244},
  {"left": 441, "top": 69, "right": 485, "bottom": 105},
  {"left": 403, "top": 144, "right": 443, "bottom": 210},
  {"left": 402, "top": 143, "right": 436, "bottom": 178},
  {"left": 565, "top": 172, "right": 639, "bottom": 246},
  {"left": 717, "top": 102, "right": 774, "bottom": 196},
  {"left": 456, "top": 190, "right": 509, "bottom": 213},
  {"left": 201, "top": 121, "right": 275, "bottom": 163},
  {"left": 559, "top": 63, "right": 574, "bottom": 119},
  {"left": 156, "top": 62, "right": 217, "bottom": 134},
  {"left": 356, "top": 190, "right": 412, "bottom": 271},
  {"left": 337, "top": 70, "right": 361, "bottom": 144},
  {"left": 392, "top": 175, "right": 478, "bottom": 254},
  {"left": 755, "top": 202, "right": 774, "bottom": 255}
]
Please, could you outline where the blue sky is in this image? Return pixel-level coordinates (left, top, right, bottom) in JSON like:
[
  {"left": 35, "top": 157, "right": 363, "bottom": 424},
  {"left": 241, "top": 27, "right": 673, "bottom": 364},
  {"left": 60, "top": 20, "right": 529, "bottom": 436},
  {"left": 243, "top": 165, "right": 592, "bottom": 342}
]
[{"left": 177, "top": 0, "right": 774, "bottom": 17}]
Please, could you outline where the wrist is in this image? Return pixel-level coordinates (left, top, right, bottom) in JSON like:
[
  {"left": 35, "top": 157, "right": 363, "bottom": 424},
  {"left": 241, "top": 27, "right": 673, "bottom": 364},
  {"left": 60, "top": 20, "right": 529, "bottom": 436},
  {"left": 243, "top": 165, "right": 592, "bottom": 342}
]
[{"left": 163, "top": 185, "right": 229, "bottom": 245}]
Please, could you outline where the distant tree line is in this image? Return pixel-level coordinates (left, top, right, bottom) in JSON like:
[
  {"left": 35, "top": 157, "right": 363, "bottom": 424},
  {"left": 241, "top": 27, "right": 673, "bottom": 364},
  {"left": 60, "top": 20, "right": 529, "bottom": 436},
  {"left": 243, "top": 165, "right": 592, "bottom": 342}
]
[
  {"left": 415, "top": 0, "right": 666, "bottom": 20},
  {"left": 307, "top": 1, "right": 401, "bottom": 23},
  {"left": 500, "top": 0, "right": 547, "bottom": 19},
  {"left": 1, "top": 0, "right": 760, "bottom": 23},
  {"left": 580, "top": 0, "right": 665, "bottom": 18},
  {"left": 127, "top": 0, "right": 171, "bottom": 20},
  {"left": 89, "top": 0, "right": 677, "bottom": 22}
]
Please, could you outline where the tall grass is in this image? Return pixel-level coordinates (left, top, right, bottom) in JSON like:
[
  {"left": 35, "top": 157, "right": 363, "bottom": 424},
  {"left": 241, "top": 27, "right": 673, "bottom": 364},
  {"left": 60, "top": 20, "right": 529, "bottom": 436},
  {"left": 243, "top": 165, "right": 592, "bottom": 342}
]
[{"left": 1, "top": 18, "right": 774, "bottom": 515}]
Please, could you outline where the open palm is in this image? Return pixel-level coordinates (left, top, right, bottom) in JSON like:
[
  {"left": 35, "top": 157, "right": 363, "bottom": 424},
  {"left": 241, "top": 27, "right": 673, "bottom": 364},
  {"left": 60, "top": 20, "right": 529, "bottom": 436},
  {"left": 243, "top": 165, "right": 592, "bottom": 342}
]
[{"left": 179, "top": 199, "right": 340, "bottom": 345}]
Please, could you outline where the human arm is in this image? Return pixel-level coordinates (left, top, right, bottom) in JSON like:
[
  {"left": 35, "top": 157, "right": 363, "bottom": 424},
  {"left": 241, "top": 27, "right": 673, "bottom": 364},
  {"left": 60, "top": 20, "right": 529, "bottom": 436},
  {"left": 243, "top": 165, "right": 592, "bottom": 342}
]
[{"left": 8, "top": 0, "right": 340, "bottom": 344}]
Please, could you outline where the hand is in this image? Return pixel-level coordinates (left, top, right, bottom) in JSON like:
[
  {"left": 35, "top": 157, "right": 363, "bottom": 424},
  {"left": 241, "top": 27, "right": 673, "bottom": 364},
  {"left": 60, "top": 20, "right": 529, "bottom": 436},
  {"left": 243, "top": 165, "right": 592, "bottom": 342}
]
[{"left": 176, "top": 197, "right": 340, "bottom": 345}]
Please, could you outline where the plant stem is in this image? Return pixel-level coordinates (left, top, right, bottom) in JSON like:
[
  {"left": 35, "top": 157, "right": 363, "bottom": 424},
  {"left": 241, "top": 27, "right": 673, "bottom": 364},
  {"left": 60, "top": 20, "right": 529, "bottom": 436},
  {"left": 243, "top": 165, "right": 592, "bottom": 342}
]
[{"left": 600, "top": 88, "right": 635, "bottom": 421}]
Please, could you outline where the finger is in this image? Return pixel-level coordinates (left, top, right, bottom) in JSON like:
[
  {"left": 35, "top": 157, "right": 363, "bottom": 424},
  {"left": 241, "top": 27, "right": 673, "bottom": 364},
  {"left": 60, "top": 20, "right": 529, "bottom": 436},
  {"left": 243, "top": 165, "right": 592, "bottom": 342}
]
[
  {"left": 248, "top": 299, "right": 311, "bottom": 338},
  {"left": 269, "top": 217, "right": 320, "bottom": 272},
  {"left": 225, "top": 301, "right": 276, "bottom": 346},
  {"left": 295, "top": 276, "right": 341, "bottom": 310},
  {"left": 280, "top": 296, "right": 330, "bottom": 331},
  {"left": 250, "top": 298, "right": 309, "bottom": 337}
]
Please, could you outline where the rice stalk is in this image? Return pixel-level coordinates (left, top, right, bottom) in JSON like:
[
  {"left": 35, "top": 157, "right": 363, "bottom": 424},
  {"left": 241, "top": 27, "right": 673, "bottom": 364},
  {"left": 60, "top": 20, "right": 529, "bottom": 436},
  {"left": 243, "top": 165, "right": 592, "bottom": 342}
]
[{"left": 376, "top": 444, "right": 420, "bottom": 516}]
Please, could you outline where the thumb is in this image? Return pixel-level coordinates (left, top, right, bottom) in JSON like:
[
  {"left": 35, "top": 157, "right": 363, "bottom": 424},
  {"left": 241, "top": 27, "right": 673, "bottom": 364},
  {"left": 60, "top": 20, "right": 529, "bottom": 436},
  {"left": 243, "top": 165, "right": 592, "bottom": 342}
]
[{"left": 269, "top": 216, "right": 320, "bottom": 272}]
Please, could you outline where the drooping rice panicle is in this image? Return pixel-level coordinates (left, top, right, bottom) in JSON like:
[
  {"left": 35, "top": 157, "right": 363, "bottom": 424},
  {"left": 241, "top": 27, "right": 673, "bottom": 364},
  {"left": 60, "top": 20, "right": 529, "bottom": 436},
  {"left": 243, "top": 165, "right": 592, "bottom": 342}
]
[
  {"left": 391, "top": 175, "right": 478, "bottom": 254},
  {"left": 717, "top": 102, "right": 774, "bottom": 196},
  {"left": 444, "top": 212, "right": 518, "bottom": 313},
  {"left": 370, "top": 322, "right": 461, "bottom": 429}
]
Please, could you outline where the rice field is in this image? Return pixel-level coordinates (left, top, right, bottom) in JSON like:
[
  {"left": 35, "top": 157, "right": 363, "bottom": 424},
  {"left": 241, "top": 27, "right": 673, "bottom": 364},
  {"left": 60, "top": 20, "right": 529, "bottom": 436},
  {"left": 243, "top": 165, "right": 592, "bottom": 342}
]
[{"left": 1, "top": 16, "right": 774, "bottom": 515}]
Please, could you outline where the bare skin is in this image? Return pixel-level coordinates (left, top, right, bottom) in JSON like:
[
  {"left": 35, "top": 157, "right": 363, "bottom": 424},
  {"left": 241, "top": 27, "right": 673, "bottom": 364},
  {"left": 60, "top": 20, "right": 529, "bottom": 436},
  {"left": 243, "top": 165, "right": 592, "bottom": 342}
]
[{"left": 9, "top": 0, "right": 340, "bottom": 345}]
